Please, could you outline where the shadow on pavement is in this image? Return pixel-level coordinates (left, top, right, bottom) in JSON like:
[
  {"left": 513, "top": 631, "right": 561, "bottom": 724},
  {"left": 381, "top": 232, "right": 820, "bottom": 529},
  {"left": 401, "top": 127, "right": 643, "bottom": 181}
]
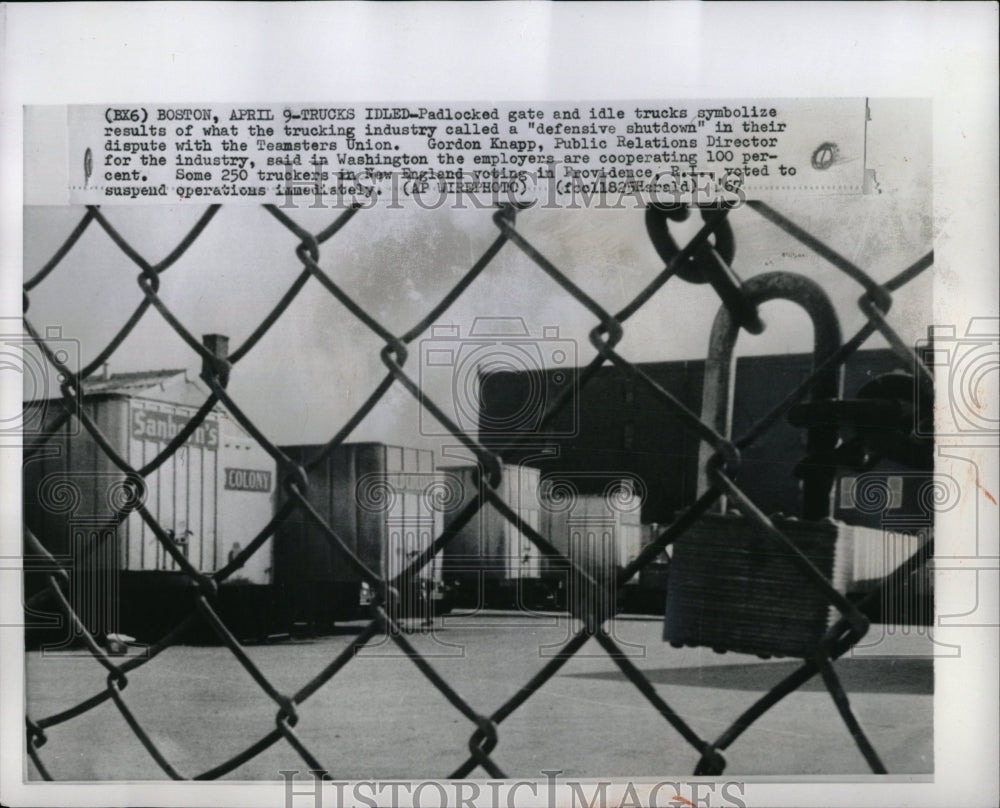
[{"left": 562, "top": 656, "right": 933, "bottom": 694}]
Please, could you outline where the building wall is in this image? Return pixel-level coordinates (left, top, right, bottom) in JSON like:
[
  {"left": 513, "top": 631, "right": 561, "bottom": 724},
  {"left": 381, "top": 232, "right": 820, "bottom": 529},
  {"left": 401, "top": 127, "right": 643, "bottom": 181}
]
[
  {"left": 480, "top": 349, "right": 907, "bottom": 524},
  {"left": 216, "top": 414, "right": 276, "bottom": 584},
  {"left": 24, "top": 393, "right": 276, "bottom": 585},
  {"left": 125, "top": 398, "right": 219, "bottom": 575},
  {"left": 25, "top": 396, "right": 129, "bottom": 566}
]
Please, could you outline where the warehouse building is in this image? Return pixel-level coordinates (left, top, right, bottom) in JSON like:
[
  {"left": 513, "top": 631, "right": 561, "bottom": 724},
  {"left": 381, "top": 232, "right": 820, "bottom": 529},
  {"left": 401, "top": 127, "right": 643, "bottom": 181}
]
[
  {"left": 477, "top": 348, "right": 933, "bottom": 624},
  {"left": 477, "top": 348, "right": 910, "bottom": 523},
  {"left": 23, "top": 338, "right": 278, "bottom": 645}
]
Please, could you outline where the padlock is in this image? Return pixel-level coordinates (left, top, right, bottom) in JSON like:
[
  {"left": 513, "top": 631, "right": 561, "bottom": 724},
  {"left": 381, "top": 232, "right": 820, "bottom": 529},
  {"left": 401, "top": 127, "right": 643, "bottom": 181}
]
[{"left": 665, "top": 271, "right": 858, "bottom": 658}]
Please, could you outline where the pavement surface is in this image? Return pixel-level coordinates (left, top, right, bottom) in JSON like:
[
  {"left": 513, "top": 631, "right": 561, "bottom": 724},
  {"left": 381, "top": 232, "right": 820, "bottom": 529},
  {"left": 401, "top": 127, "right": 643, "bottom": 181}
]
[{"left": 25, "top": 611, "right": 934, "bottom": 780}]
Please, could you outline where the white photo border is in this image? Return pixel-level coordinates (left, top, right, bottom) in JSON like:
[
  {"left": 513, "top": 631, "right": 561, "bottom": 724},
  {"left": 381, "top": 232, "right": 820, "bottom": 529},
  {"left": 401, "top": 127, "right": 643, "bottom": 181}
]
[{"left": 2, "top": 3, "right": 997, "bottom": 807}]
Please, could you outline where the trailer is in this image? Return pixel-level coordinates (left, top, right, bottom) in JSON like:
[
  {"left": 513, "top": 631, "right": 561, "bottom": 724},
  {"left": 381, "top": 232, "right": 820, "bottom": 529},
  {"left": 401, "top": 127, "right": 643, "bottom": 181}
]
[
  {"left": 440, "top": 463, "right": 544, "bottom": 610},
  {"left": 276, "top": 443, "right": 444, "bottom": 631},
  {"left": 539, "top": 477, "right": 644, "bottom": 616},
  {"left": 834, "top": 469, "right": 934, "bottom": 625},
  {"left": 23, "top": 366, "right": 278, "bottom": 645},
  {"left": 628, "top": 523, "right": 672, "bottom": 614}
]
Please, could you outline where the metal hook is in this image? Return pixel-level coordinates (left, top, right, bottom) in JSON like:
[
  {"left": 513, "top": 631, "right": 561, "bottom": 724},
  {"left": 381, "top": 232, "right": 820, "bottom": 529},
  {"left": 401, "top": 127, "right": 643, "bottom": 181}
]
[
  {"left": 698, "top": 271, "right": 844, "bottom": 519},
  {"left": 645, "top": 205, "right": 763, "bottom": 334}
]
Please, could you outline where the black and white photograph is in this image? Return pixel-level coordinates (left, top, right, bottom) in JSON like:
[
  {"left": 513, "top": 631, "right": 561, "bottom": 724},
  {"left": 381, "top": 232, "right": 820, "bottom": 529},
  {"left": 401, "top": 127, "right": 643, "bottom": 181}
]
[{"left": 2, "top": 4, "right": 997, "bottom": 808}]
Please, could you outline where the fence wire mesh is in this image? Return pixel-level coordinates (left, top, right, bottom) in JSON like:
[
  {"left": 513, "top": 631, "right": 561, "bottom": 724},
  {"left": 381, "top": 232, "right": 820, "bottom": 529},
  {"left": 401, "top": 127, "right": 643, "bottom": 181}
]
[{"left": 21, "top": 200, "right": 933, "bottom": 779}]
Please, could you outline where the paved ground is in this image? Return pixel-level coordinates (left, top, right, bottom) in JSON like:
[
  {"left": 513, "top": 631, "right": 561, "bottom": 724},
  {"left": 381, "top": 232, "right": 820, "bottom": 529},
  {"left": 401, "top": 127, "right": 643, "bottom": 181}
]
[{"left": 25, "top": 611, "right": 933, "bottom": 781}]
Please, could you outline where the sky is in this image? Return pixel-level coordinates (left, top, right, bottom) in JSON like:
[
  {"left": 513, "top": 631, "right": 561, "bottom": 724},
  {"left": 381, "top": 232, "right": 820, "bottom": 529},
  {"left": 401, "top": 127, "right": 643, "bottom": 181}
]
[{"left": 22, "top": 99, "right": 932, "bottom": 454}]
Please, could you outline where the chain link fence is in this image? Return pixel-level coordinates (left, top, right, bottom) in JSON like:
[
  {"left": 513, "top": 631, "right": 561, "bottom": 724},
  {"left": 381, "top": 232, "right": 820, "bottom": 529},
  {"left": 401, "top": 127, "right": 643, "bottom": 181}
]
[{"left": 21, "top": 199, "right": 933, "bottom": 779}]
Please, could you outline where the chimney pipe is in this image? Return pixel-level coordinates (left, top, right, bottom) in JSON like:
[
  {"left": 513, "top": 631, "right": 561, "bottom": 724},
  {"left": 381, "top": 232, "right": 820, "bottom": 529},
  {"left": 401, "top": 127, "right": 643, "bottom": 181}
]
[{"left": 201, "top": 334, "right": 230, "bottom": 386}]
